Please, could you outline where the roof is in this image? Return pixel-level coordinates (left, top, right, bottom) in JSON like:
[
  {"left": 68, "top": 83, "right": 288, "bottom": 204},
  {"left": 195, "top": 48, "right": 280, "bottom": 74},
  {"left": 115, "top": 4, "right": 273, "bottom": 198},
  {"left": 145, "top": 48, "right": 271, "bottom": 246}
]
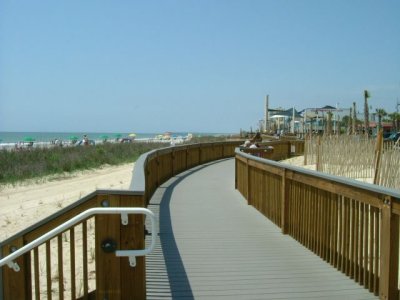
[{"left": 269, "top": 108, "right": 302, "bottom": 118}]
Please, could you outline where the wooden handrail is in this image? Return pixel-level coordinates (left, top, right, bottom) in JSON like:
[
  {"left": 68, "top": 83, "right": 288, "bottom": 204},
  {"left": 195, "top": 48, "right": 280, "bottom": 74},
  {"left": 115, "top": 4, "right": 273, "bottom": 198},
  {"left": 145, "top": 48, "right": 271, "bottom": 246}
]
[{"left": 236, "top": 149, "right": 400, "bottom": 300}]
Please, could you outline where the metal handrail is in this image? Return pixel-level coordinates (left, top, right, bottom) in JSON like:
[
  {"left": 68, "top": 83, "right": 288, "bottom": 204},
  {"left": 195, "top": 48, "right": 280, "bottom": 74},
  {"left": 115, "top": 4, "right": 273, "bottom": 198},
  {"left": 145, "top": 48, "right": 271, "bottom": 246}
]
[{"left": 0, "top": 207, "right": 157, "bottom": 271}]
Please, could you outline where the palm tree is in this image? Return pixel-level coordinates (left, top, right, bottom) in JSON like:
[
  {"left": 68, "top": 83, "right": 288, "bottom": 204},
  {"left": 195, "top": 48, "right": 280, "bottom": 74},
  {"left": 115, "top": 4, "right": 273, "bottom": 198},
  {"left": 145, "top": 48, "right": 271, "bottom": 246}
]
[
  {"left": 389, "top": 112, "right": 400, "bottom": 132},
  {"left": 376, "top": 108, "right": 387, "bottom": 131},
  {"left": 342, "top": 115, "right": 351, "bottom": 134},
  {"left": 352, "top": 102, "right": 357, "bottom": 134},
  {"left": 364, "top": 90, "right": 370, "bottom": 135}
]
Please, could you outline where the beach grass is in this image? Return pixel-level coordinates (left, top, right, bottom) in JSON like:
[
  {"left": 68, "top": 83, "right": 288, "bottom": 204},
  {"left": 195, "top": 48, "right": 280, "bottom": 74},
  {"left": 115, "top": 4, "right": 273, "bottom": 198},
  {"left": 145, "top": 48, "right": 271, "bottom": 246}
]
[
  {"left": 0, "top": 135, "right": 234, "bottom": 185},
  {"left": 0, "top": 142, "right": 164, "bottom": 185}
]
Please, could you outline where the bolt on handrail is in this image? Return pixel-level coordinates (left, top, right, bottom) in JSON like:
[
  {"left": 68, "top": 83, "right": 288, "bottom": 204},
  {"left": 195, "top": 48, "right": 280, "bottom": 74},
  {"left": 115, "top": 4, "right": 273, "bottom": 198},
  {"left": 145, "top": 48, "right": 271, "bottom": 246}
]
[{"left": 0, "top": 207, "right": 157, "bottom": 271}]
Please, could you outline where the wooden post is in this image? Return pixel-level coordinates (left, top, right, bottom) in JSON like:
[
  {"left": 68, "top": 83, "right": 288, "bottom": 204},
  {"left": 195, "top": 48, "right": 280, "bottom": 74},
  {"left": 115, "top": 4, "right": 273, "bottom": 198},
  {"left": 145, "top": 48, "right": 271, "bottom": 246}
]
[
  {"left": 119, "top": 194, "right": 146, "bottom": 300},
  {"left": 96, "top": 194, "right": 122, "bottom": 300},
  {"left": 95, "top": 193, "right": 146, "bottom": 300},
  {"left": 1, "top": 238, "right": 31, "bottom": 299},
  {"left": 304, "top": 134, "right": 308, "bottom": 165},
  {"left": 281, "top": 169, "right": 290, "bottom": 234},
  {"left": 373, "top": 129, "right": 383, "bottom": 184},
  {"left": 316, "top": 135, "right": 322, "bottom": 171},
  {"left": 379, "top": 196, "right": 399, "bottom": 300}
]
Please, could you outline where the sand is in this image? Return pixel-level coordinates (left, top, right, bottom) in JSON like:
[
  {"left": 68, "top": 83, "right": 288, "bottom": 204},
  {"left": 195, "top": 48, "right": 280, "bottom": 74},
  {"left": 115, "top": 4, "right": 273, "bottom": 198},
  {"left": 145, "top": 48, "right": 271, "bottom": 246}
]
[
  {"left": 277, "top": 155, "right": 316, "bottom": 170},
  {"left": 0, "top": 163, "right": 134, "bottom": 241}
]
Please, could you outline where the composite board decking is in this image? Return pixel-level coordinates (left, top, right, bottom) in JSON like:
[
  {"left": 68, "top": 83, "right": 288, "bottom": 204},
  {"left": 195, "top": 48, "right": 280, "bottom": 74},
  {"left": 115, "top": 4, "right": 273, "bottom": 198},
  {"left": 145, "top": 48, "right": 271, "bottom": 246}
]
[{"left": 145, "top": 158, "right": 377, "bottom": 300}]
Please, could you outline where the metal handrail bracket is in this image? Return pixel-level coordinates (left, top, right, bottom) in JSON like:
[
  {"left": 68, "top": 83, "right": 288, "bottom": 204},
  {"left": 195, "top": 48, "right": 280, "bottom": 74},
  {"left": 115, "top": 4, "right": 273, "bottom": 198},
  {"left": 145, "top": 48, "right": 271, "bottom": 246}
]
[{"left": 0, "top": 207, "right": 157, "bottom": 271}]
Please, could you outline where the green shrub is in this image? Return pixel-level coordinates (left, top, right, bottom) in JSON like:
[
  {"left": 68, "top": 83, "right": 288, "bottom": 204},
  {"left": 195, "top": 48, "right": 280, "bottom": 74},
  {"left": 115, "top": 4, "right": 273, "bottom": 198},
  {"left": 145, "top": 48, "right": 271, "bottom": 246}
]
[{"left": 0, "top": 142, "right": 164, "bottom": 185}]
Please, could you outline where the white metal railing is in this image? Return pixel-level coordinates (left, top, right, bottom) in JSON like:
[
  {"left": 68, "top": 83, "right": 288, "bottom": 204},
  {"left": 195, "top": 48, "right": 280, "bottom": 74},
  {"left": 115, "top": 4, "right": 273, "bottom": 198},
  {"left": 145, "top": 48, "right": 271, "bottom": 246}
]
[{"left": 0, "top": 207, "right": 157, "bottom": 271}]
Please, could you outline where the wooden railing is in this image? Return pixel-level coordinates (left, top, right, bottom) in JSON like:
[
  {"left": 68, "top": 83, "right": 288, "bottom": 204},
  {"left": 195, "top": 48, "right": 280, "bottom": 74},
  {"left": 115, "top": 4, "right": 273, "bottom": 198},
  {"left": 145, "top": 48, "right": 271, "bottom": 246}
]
[
  {"left": 0, "top": 190, "right": 146, "bottom": 300},
  {"left": 236, "top": 149, "right": 400, "bottom": 300},
  {"left": 0, "top": 141, "right": 243, "bottom": 300},
  {"left": 240, "top": 140, "right": 304, "bottom": 160},
  {"left": 131, "top": 141, "right": 245, "bottom": 205}
]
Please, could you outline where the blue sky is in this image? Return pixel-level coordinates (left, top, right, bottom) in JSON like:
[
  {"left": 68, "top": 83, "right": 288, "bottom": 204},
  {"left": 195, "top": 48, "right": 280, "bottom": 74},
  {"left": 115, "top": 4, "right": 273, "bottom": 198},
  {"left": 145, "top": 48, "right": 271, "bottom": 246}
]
[{"left": 1, "top": 0, "right": 399, "bottom": 133}]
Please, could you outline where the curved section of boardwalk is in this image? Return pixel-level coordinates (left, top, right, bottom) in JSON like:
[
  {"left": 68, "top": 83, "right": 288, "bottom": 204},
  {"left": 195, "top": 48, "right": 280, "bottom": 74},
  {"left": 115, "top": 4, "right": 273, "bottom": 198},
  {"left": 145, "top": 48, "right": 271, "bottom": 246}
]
[{"left": 146, "top": 158, "right": 377, "bottom": 300}]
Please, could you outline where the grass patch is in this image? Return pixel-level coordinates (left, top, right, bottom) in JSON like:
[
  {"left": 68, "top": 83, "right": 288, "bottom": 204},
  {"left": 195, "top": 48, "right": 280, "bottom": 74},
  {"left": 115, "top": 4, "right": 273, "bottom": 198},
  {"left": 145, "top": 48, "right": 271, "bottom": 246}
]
[
  {"left": 0, "top": 142, "right": 164, "bottom": 185},
  {"left": 0, "top": 135, "right": 235, "bottom": 186}
]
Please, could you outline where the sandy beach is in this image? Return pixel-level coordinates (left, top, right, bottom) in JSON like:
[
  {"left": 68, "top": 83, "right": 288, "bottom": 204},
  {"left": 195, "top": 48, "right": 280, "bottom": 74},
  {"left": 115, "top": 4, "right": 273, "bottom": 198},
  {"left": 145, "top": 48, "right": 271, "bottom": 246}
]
[{"left": 0, "top": 163, "right": 134, "bottom": 241}]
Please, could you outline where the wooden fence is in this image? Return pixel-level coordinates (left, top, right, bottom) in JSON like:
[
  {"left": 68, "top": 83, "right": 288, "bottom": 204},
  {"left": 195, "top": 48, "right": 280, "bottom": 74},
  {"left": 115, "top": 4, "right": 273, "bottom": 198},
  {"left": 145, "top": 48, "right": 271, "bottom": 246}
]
[
  {"left": 305, "top": 135, "right": 400, "bottom": 190},
  {"left": 236, "top": 149, "right": 400, "bottom": 300},
  {"left": 0, "top": 141, "right": 243, "bottom": 300}
]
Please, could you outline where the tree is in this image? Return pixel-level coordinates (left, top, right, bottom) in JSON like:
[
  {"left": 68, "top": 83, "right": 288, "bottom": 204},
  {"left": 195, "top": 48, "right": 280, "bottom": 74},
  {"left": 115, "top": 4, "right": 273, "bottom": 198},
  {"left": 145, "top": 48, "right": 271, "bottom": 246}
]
[
  {"left": 375, "top": 108, "right": 387, "bottom": 131},
  {"left": 389, "top": 112, "right": 400, "bottom": 131},
  {"left": 364, "top": 90, "right": 370, "bottom": 135},
  {"left": 352, "top": 102, "right": 357, "bottom": 134}
]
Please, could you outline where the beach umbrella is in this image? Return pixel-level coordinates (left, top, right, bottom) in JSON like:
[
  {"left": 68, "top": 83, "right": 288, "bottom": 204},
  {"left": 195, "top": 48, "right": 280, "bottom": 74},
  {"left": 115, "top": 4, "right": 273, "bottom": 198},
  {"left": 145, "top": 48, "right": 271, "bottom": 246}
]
[
  {"left": 128, "top": 133, "right": 136, "bottom": 138},
  {"left": 23, "top": 137, "right": 36, "bottom": 142}
]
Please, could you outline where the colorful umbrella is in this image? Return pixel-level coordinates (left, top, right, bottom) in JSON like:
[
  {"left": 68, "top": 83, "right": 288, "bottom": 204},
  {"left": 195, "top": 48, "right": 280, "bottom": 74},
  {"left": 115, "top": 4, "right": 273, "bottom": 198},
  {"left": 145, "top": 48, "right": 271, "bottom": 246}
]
[
  {"left": 128, "top": 133, "right": 136, "bottom": 138},
  {"left": 23, "top": 137, "right": 36, "bottom": 142}
]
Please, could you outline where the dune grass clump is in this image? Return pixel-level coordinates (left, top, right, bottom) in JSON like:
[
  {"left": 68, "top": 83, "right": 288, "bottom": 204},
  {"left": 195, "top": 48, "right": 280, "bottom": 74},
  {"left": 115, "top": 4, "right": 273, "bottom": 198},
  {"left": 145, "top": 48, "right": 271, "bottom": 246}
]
[{"left": 0, "top": 142, "right": 164, "bottom": 185}]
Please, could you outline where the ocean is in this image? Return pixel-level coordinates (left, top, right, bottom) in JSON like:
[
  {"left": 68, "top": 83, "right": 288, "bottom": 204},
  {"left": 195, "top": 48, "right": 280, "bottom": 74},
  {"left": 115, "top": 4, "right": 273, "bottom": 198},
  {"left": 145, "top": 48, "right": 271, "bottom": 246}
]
[{"left": 0, "top": 132, "right": 159, "bottom": 144}]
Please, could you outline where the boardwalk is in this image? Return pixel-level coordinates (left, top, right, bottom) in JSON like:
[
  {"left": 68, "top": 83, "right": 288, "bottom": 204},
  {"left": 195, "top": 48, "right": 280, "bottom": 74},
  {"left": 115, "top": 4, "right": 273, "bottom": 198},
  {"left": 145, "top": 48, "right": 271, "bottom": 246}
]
[{"left": 146, "top": 158, "right": 377, "bottom": 300}]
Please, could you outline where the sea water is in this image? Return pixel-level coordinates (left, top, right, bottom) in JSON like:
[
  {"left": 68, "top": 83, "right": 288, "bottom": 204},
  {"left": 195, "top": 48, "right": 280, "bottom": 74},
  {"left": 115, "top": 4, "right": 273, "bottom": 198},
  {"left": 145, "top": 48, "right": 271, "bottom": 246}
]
[{"left": 0, "top": 132, "right": 157, "bottom": 144}]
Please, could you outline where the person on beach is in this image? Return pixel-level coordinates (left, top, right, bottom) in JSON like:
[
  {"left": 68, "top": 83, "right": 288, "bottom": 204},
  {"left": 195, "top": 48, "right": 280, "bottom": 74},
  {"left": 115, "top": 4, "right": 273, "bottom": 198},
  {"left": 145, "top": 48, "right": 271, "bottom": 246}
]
[
  {"left": 251, "top": 132, "right": 262, "bottom": 143},
  {"left": 243, "top": 140, "right": 251, "bottom": 148},
  {"left": 83, "top": 134, "right": 89, "bottom": 146}
]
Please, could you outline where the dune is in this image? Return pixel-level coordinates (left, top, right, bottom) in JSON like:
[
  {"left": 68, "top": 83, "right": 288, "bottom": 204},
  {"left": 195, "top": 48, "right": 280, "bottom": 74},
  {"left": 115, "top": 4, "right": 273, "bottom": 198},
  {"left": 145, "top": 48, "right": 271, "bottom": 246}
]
[{"left": 0, "top": 163, "right": 134, "bottom": 241}]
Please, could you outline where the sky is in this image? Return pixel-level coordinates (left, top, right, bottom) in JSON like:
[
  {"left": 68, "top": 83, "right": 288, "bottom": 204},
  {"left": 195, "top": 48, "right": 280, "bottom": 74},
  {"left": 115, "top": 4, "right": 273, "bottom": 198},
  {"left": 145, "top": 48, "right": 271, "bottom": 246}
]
[{"left": 0, "top": 0, "right": 399, "bottom": 133}]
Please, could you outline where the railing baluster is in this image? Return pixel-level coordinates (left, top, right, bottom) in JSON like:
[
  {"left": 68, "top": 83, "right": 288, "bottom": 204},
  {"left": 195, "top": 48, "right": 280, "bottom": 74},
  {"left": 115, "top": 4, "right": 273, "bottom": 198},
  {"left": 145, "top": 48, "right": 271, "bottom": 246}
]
[
  {"left": 301, "top": 184, "right": 307, "bottom": 245},
  {"left": 373, "top": 207, "right": 379, "bottom": 296},
  {"left": 338, "top": 196, "right": 344, "bottom": 272},
  {"left": 359, "top": 202, "right": 365, "bottom": 285},
  {"left": 33, "top": 247, "right": 40, "bottom": 300},
  {"left": 82, "top": 220, "right": 88, "bottom": 298},
  {"left": 317, "top": 193, "right": 324, "bottom": 258},
  {"left": 333, "top": 194, "right": 338, "bottom": 266},
  {"left": 46, "top": 241, "right": 52, "bottom": 300},
  {"left": 363, "top": 203, "right": 368, "bottom": 289},
  {"left": 70, "top": 227, "right": 76, "bottom": 300},
  {"left": 349, "top": 198, "right": 355, "bottom": 278},
  {"left": 305, "top": 186, "right": 311, "bottom": 249},
  {"left": 325, "top": 192, "right": 331, "bottom": 263},
  {"left": 353, "top": 199, "right": 359, "bottom": 281},
  {"left": 58, "top": 234, "right": 64, "bottom": 300},
  {"left": 344, "top": 197, "right": 350, "bottom": 276},
  {"left": 311, "top": 189, "right": 317, "bottom": 253},
  {"left": 368, "top": 205, "right": 374, "bottom": 292}
]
